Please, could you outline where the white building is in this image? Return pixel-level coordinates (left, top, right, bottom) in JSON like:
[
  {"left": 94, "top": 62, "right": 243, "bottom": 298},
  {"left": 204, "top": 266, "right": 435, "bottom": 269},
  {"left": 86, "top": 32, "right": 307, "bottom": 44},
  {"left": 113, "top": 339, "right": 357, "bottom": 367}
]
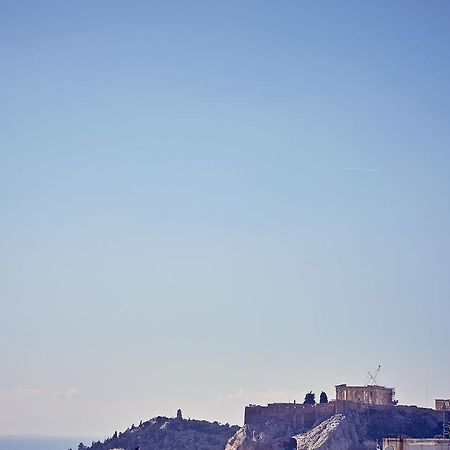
[{"left": 384, "top": 438, "right": 450, "bottom": 450}]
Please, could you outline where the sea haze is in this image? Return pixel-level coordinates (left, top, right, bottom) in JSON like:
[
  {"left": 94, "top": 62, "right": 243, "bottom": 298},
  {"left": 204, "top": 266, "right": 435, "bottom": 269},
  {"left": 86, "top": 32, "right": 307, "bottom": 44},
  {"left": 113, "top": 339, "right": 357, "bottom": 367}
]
[{"left": 0, "top": 435, "right": 100, "bottom": 450}]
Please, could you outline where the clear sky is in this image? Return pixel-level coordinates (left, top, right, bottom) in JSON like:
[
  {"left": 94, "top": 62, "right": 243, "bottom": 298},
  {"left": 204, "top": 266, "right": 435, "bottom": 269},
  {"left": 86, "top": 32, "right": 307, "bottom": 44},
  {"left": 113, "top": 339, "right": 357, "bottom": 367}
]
[{"left": 1, "top": 0, "right": 450, "bottom": 438}]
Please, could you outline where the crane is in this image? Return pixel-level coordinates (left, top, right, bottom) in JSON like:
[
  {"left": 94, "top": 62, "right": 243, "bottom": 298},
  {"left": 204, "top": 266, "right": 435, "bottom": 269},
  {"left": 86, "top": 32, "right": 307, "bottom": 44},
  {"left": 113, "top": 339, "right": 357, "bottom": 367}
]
[{"left": 367, "top": 365, "right": 381, "bottom": 386}]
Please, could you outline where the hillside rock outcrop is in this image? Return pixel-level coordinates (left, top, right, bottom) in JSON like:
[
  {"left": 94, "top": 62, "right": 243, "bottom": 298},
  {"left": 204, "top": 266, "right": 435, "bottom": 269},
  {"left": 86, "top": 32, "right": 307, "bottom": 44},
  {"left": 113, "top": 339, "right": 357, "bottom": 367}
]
[
  {"left": 294, "top": 414, "right": 359, "bottom": 450},
  {"left": 83, "top": 416, "right": 239, "bottom": 450},
  {"left": 225, "top": 422, "right": 297, "bottom": 450}
]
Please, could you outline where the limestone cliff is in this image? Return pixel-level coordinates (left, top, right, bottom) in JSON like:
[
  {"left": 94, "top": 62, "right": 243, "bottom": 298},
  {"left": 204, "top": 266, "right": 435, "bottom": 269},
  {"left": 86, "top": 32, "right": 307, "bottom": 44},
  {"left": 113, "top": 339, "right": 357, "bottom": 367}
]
[
  {"left": 294, "top": 414, "right": 359, "bottom": 450},
  {"left": 225, "top": 421, "right": 297, "bottom": 450},
  {"left": 225, "top": 404, "right": 443, "bottom": 450},
  {"left": 224, "top": 415, "right": 356, "bottom": 450}
]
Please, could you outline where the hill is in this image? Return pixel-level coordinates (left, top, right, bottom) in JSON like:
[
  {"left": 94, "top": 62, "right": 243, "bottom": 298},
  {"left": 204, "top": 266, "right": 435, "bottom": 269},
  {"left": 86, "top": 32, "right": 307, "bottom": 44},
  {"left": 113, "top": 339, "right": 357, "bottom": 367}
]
[
  {"left": 225, "top": 402, "right": 443, "bottom": 450},
  {"left": 79, "top": 401, "right": 446, "bottom": 450},
  {"left": 82, "top": 415, "right": 239, "bottom": 450}
]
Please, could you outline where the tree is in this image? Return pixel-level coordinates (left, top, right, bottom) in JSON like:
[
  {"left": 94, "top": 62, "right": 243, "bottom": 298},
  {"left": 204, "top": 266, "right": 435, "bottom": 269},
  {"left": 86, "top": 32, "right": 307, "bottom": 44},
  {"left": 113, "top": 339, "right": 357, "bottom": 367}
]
[
  {"left": 319, "top": 391, "right": 328, "bottom": 404},
  {"left": 303, "top": 391, "right": 316, "bottom": 405}
]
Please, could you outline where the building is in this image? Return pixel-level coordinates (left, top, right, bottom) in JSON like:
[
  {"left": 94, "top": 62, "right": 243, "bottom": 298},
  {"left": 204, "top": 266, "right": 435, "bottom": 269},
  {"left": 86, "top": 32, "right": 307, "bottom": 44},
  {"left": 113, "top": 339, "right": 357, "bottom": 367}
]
[
  {"left": 335, "top": 384, "right": 395, "bottom": 405},
  {"left": 436, "top": 400, "right": 450, "bottom": 411},
  {"left": 383, "top": 438, "right": 450, "bottom": 450}
]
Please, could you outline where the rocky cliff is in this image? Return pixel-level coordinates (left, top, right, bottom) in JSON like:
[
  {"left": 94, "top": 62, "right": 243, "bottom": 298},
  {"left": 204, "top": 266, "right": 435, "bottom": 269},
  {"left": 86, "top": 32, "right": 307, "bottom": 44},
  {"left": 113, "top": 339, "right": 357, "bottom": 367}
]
[
  {"left": 225, "top": 404, "right": 443, "bottom": 450},
  {"left": 294, "top": 415, "right": 355, "bottom": 450}
]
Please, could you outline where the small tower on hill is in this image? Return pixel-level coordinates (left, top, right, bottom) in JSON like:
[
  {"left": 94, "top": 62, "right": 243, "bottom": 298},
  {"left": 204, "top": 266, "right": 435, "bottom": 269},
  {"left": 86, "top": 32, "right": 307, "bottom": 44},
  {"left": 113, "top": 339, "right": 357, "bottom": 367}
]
[{"left": 176, "top": 409, "right": 183, "bottom": 420}]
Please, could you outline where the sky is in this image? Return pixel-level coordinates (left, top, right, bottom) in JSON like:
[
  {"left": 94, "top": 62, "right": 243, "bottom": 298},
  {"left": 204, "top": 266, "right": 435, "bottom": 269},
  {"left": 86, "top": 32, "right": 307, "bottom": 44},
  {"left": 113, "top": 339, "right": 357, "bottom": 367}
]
[{"left": 1, "top": 0, "right": 450, "bottom": 438}]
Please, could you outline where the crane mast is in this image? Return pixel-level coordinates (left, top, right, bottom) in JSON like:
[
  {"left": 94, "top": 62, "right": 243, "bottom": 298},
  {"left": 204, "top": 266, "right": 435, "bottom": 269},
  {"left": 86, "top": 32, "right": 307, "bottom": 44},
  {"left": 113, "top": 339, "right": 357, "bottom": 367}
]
[{"left": 367, "top": 365, "right": 381, "bottom": 386}]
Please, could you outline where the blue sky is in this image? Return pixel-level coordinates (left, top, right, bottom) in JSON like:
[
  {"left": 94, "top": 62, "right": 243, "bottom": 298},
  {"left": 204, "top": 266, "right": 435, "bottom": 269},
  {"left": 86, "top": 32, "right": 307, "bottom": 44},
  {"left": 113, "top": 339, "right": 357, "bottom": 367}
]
[{"left": 1, "top": 0, "right": 450, "bottom": 437}]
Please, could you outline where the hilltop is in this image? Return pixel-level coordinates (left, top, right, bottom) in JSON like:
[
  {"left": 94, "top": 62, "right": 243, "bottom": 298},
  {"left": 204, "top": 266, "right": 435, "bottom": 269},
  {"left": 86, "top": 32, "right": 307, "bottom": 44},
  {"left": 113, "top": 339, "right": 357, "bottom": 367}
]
[
  {"left": 78, "top": 401, "right": 445, "bottom": 450},
  {"left": 81, "top": 414, "right": 239, "bottom": 450},
  {"left": 225, "top": 401, "right": 443, "bottom": 450},
  {"left": 77, "top": 386, "right": 448, "bottom": 450}
]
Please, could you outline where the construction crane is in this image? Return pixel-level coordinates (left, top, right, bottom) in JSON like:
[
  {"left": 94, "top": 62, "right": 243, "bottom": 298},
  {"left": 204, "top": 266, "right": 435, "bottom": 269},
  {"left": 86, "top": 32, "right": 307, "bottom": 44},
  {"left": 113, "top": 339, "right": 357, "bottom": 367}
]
[{"left": 367, "top": 365, "right": 381, "bottom": 385}]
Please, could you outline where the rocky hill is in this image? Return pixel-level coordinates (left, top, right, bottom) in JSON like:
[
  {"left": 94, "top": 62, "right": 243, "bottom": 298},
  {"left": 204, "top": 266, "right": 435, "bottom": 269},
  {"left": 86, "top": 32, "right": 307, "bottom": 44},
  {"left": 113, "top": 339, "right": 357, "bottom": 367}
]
[
  {"left": 82, "top": 414, "right": 239, "bottom": 450},
  {"left": 293, "top": 414, "right": 361, "bottom": 450},
  {"left": 79, "top": 403, "right": 445, "bottom": 450},
  {"left": 225, "top": 403, "right": 443, "bottom": 450}
]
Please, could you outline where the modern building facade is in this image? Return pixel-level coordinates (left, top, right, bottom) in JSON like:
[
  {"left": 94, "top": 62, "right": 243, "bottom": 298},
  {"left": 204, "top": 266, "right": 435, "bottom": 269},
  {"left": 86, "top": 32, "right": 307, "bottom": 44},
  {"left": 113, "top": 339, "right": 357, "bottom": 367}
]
[{"left": 383, "top": 438, "right": 450, "bottom": 450}]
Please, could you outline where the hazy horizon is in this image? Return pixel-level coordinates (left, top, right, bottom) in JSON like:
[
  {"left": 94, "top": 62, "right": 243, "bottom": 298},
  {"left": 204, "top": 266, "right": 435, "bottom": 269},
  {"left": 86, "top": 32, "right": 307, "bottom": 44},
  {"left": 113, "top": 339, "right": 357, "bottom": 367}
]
[{"left": 2, "top": 0, "right": 450, "bottom": 438}]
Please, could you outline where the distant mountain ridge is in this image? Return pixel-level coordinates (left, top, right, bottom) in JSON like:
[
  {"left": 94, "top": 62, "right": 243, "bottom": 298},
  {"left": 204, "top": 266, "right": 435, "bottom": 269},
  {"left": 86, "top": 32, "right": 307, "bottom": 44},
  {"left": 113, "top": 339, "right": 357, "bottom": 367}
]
[{"left": 83, "top": 414, "right": 239, "bottom": 450}]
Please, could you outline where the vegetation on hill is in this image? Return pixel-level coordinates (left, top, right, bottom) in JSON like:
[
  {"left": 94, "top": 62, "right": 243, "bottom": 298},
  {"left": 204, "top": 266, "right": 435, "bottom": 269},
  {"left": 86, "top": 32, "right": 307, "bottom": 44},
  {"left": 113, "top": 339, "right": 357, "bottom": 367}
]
[{"left": 80, "top": 415, "right": 239, "bottom": 450}]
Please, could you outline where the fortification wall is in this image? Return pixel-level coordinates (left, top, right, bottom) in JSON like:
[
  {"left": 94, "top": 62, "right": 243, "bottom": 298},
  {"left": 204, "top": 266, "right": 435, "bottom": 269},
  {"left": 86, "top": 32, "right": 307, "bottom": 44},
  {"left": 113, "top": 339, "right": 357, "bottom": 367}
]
[
  {"left": 244, "top": 401, "right": 337, "bottom": 432},
  {"left": 244, "top": 401, "right": 443, "bottom": 436}
]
